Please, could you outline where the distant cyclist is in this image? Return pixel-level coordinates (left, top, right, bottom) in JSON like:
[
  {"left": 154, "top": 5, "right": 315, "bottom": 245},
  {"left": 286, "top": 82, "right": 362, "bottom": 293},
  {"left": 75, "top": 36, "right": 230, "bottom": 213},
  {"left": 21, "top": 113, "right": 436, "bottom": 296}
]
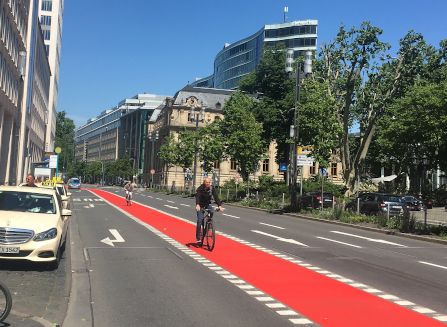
[
  {"left": 124, "top": 181, "right": 134, "bottom": 202},
  {"left": 195, "top": 178, "right": 223, "bottom": 243}
]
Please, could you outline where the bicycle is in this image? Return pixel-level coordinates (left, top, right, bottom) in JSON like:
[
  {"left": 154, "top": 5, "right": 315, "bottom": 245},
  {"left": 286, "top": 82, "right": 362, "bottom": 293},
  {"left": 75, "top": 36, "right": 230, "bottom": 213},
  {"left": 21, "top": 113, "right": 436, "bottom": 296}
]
[
  {"left": 126, "top": 191, "right": 132, "bottom": 206},
  {"left": 201, "top": 207, "right": 220, "bottom": 251},
  {"left": 0, "top": 280, "right": 12, "bottom": 323}
]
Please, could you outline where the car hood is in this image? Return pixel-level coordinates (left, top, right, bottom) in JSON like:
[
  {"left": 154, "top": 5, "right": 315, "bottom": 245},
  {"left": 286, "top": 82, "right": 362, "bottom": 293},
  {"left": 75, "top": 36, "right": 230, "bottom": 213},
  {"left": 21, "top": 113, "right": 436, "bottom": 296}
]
[{"left": 0, "top": 211, "right": 60, "bottom": 232}]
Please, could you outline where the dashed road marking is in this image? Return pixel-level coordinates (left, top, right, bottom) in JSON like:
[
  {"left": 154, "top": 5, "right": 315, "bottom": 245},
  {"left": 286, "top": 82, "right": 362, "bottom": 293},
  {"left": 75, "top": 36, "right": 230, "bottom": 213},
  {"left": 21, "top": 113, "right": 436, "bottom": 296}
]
[
  {"left": 259, "top": 222, "right": 285, "bottom": 229},
  {"left": 180, "top": 204, "right": 190, "bottom": 207},
  {"left": 166, "top": 200, "right": 175, "bottom": 203},
  {"left": 164, "top": 205, "right": 178, "bottom": 209},
  {"left": 222, "top": 213, "right": 240, "bottom": 219},
  {"left": 330, "top": 231, "right": 407, "bottom": 247},
  {"left": 419, "top": 261, "right": 447, "bottom": 270},
  {"left": 316, "top": 236, "right": 362, "bottom": 248}
]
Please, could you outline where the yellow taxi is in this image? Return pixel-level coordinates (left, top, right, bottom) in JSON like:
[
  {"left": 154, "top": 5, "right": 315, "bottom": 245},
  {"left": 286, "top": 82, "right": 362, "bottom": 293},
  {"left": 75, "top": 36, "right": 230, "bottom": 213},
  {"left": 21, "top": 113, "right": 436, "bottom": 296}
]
[
  {"left": 37, "top": 180, "right": 72, "bottom": 209},
  {"left": 0, "top": 186, "right": 71, "bottom": 269}
]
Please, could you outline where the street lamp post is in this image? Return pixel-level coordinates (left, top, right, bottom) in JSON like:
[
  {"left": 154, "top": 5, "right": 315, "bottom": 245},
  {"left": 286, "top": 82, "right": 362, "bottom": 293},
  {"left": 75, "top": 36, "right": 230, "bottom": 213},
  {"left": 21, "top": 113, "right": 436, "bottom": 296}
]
[
  {"left": 148, "top": 130, "right": 159, "bottom": 188},
  {"left": 285, "top": 50, "right": 312, "bottom": 205},
  {"left": 189, "top": 105, "right": 205, "bottom": 192},
  {"left": 411, "top": 154, "right": 430, "bottom": 197}
]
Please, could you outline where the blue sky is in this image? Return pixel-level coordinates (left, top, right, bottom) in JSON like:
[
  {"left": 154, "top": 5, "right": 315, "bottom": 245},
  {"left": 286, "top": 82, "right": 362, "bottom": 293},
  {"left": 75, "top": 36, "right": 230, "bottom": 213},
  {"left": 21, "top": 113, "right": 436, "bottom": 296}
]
[{"left": 59, "top": 0, "right": 447, "bottom": 127}]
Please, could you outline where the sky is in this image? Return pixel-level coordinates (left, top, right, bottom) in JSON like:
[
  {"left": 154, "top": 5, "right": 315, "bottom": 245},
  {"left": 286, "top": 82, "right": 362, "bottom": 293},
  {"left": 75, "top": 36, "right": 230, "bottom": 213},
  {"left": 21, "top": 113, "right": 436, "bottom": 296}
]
[{"left": 59, "top": 0, "right": 447, "bottom": 128}]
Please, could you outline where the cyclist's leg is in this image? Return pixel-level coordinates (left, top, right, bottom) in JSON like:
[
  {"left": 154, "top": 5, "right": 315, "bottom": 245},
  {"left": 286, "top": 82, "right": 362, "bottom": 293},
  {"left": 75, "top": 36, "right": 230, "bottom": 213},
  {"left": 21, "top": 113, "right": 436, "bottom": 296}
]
[
  {"left": 196, "top": 209, "right": 204, "bottom": 241},
  {"left": 206, "top": 204, "right": 214, "bottom": 218}
]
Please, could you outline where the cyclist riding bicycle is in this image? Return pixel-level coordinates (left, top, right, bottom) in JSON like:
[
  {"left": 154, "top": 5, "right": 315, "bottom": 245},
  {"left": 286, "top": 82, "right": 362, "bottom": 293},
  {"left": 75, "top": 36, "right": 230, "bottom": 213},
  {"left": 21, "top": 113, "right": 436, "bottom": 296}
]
[
  {"left": 124, "top": 181, "right": 134, "bottom": 201},
  {"left": 195, "top": 178, "right": 223, "bottom": 243}
]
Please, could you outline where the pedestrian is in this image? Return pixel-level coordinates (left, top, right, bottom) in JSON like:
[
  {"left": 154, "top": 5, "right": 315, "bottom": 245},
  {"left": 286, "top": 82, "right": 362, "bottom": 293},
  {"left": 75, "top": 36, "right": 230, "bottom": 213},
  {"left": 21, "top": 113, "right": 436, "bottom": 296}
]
[
  {"left": 195, "top": 178, "right": 224, "bottom": 243},
  {"left": 23, "top": 174, "right": 37, "bottom": 187}
]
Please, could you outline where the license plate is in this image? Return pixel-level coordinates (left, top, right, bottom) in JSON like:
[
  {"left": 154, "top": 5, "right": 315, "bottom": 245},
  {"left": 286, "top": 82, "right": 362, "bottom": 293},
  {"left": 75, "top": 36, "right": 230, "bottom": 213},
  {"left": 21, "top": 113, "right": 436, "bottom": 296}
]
[
  {"left": 324, "top": 199, "right": 331, "bottom": 201},
  {"left": 0, "top": 247, "right": 20, "bottom": 253},
  {"left": 391, "top": 206, "right": 402, "bottom": 209}
]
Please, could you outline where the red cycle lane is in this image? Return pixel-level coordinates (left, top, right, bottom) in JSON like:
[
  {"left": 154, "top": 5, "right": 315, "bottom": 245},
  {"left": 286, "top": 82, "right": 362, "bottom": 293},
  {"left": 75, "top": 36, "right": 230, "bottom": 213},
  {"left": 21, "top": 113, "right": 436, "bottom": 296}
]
[{"left": 89, "top": 189, "right": 445, "bottom": 327}]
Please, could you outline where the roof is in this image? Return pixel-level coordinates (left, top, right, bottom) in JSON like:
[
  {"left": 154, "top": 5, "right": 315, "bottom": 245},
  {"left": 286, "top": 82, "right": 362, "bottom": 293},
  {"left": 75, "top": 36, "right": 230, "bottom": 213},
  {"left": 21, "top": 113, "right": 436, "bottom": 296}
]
[{"left": 173, "top": 84, "right": 236, "bottom": 108}]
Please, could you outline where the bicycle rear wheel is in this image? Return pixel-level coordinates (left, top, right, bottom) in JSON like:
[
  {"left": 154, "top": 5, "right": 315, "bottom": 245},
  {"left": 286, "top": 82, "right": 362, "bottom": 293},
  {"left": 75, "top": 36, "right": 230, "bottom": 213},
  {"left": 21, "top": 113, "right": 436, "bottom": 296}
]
[
  {"left": 205, "top": 221, "right": 215, "bottom": 251},
  {"left": 0, "top": 281, "right": 12, "bottom": 323}
]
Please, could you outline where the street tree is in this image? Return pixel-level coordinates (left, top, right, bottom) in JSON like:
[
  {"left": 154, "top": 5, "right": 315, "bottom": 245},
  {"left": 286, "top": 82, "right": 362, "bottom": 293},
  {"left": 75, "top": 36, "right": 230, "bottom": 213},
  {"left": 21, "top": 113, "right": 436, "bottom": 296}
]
[
  {"left": 197, "top": 121, "right": 227, "bottom": 176},
  {"left": 220, "top": 91, "right": 266, "bottom": 195},
  {"left": 175, "top": 126, "right": 195, "bottom": 174},
  {"left": 159, "top": 132, "right": 179, "bottom": 184},
  {"left": 55, "top": 111, "right": 76, "bottom": 172},
  {"left": 315, "top": 22, "right": 429, "bottom": 193}
]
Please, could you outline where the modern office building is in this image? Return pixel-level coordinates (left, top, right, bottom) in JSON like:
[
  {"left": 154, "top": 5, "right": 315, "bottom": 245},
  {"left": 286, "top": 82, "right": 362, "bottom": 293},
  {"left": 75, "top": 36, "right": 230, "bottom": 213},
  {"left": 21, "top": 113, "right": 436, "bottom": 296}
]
[
  {"left": 192, "top": 19, "right": 318, "bottom": 90},
  {"left": 38, "top": 0, "right": 64, "bottom": 152},
  {"left": 74, "top": 93, "right": 171, "bottom": 182}
]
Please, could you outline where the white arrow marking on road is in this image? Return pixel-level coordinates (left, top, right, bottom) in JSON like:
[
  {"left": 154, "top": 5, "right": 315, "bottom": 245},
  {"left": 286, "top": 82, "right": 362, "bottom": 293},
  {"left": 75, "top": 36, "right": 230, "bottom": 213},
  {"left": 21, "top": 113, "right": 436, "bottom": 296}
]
[
  {"left": 223, "top": 213, "right": 240, "bottom": 219},
  {"left": 252, "top": 230, "right": 308, "bottom": 247},
  {"left": 330, "top": 231, "right": 407, "bottom": 247},
  {"left": 101, "top": 229, "right": 125, "bottom": 247},
  {"left": 259, "top": 222, "right": 285, "bottom": 229},
  {"left": 164, "top": 205, "right": 178, "bottom": 209},
  {"left": 316, "top": 236, "right": 362, "bottom": 248}
]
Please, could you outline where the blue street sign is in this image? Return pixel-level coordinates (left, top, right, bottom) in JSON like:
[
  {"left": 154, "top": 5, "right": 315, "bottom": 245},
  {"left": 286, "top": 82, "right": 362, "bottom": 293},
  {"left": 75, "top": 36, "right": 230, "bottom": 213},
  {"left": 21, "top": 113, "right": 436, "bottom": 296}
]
[
  {"left": 280, "top": 163, "right": 287, "bottom": 171},
  {"left": 203, "top": 173, "right": 208, "bottom": 177},
  {"left": 186, "top": 169, "right": 190, "bottom": 174},
  {"left": 44, "top": 158, "right": 49, "bottom": 168},
  {"left": 319, "top": 168, "right": 327, "bottom": 175}
]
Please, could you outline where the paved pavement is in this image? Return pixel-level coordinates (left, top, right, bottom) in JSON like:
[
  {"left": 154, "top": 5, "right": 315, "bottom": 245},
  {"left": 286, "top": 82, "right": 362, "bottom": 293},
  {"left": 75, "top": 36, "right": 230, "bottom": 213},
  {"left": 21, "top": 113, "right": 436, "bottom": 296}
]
[{"left": 0, "top": 235, "right": 71, "bottom": 327}]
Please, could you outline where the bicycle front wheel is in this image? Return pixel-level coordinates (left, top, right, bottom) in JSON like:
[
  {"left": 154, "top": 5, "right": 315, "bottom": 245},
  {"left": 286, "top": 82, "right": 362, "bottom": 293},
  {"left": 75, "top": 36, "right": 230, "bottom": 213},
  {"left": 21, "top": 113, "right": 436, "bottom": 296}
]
[
  {"left": 0, "top": 281, "right": 12, "bottom": 323},
  {"left": 205, "top": 221, "right": 215, "bottom": 251}
]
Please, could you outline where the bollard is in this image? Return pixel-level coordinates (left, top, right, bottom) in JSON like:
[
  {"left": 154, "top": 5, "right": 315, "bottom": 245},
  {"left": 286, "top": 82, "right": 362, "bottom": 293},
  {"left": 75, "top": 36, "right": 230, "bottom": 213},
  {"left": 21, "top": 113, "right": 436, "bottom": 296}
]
[
  {"left": 357, "top": 197, "right": 360, "bottom": 215},
  {"left": 282, "top": 193, "right": 284, "bottom": 208},
  {"left": 227, "top": 189, "right": 229, "bottom": 201},
  {"left": 256, "top": 191, "right": 258, "bottom": 199},
  {"left": 219, "top": 188, "right": 221, "bottom": 196},
  {"left": 424, "top": 208, "right": 427, "bottom": 230},
  {"left": 387, "top": 203, "right": 390, "bottom": 221}
]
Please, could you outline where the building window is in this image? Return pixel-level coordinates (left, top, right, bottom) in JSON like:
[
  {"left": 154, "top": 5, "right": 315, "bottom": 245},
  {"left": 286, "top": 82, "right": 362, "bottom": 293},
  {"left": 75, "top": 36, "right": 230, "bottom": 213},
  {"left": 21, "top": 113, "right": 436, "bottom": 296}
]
[
  {"left": 45, "top": 44, "right": 49, "bottom": 55},
  {"left": 42, "top": 1, "right": 52, "bottom": 11},
  {"left": 214, "top": 161, "right": 219, "bottom": 169},
  {"left": 40, "top": 15, "right": 51, "bottom": 26},
  {"left": 262, "top": 159, "right": 269, "bottom": 173},
  {"left": 309, "top": 162, "right": 316, "bottom": 175},
  {"left": 42, "top": 30, "right": 50, "bottom": 40},
  {"left": 187, "top": 113, "right": 191, "bottom": 122},
  {"left": 231, "top": 161, "right": 237, "bottom": 170},
  {"left": 331, "top": 163, "right": 337, "bottom": 176}
]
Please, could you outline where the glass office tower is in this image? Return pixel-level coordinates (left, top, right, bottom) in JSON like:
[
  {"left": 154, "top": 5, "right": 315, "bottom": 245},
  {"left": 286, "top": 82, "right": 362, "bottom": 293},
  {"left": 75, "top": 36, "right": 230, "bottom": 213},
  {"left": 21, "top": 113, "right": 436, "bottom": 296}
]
[{"left": 191, "top": 20, "right": 318, "bottom": 90}]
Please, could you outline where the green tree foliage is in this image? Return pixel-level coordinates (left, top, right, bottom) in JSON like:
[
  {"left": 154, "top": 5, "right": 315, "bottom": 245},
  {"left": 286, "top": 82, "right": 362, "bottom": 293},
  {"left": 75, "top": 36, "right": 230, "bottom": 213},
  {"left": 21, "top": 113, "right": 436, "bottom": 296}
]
[
  {"left": 55, "top": 111, "right": 76, "bottom": 171},
  {"left": 238, "top": 43, "right": 295, "bottom": 165},
  {"left": 315, "top": 22, "right": 429, "bottom": 193},
  {"left": 175, "top": 126, "right": 195, "bottom": 172},
  {"left": 114, "top": 154, "right": 134, "bottom": 180},
  {"left": 220, "top": 91, "right": 266, "bottom": 194},
  {"left": 159, "top": 132, "right": 179, "bottom": 182},
  {"left": 85, "top": 161, "right": 102, "bottom": 179},
  {"left": 67, "top": 159, "right": 86, "bottom": 178},
  {"left": 197, "top": 121, "right": 227, "bottom": 174}
]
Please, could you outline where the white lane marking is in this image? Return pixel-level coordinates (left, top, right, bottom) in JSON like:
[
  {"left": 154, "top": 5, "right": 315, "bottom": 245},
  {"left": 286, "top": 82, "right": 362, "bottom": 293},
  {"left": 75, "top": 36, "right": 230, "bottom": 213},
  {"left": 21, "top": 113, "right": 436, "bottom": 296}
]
[
  {"left": 290, "top": 318, "right": 313, "bottom": 324},
  {"left": 259, "top": 222, "right": 285, "bottom": 229},
  {"left": 180, "top": 204, "right": 190, "bottom": 207},
  {"left": 89, "top": 204, "right": 95, "bottom": 208},
  {"left": 73, "top": 198, "right": 81, "bottom": 201},
  {"left": 100, "top": 229, "right": 125, "bottom": 247},
  {"left": 89, "top": 198, "right": 93, "bottom": 202},
  {"left": 419, "top": 261, "right": 447, "bottom": 270},
  {"left": 277, "top": 310, "right": 299, "bottom": 316},
  {"left": 222, "top": 213, "right": 240, "bottom": 219},
  {"left": 434, "top": 316, "right": 447, "bottom": 322},
  {"left": 84, "top": 199, "right": 88, "bottom": 201},
  {"left": 147, "top": 195, "right": 153, "bottom": 198},
  {"left": 166, "top": 200, "right": 175, "bottom": 203},
  {"left": 316, "top": 236, "right": 362, "bottom": 248},
  {"left": 164, "top": 205, "right": 178, "bottom": 209},
  {"left": 156, "top": 198, "right": 162, "bottom": 200},
  {"left": 252, "top": 230, "right": 308, "bottom": 247},
  {"left": 330, "top": 231, "right": 407, "bottom": 247},
  {"left": 83, "top": 206, "right": 89, "bottom": 208}
]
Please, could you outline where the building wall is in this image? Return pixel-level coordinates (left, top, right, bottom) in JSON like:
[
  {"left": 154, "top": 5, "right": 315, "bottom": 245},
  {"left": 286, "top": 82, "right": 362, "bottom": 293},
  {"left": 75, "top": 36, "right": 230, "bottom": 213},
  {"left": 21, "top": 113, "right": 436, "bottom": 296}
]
[
  {"left": 0, "top": 0, "right": 29, "bottom": 185},
  {"left": 143, "top": 94, "right": 343, "bottom": 189},
  {"left": 38, "top": 0, "right": 64, "bottom": 153}
]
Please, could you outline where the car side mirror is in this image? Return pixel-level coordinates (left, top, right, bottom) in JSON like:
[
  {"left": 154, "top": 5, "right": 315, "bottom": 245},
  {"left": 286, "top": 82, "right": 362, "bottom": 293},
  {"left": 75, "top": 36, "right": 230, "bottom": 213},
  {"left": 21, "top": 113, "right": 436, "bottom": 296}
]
[
  {"left": 67, "top": 192, "right": 72, "bottom": 196},
  {"left": 62, "top": 209, "right": 72, "bottom": 216}
]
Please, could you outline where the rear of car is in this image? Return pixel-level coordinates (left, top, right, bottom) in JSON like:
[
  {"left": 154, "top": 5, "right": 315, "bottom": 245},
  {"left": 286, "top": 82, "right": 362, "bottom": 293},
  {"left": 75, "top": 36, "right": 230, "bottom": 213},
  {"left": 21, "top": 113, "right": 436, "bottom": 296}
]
[
  {"left": 380, "top": 195, "right": 408, "bottom": 217},
  {"left": 68, "top": 178, "right": 81, "bottom": 189},
  {"left": 297, "top": 191, "right": 336, "bottom": 210}
]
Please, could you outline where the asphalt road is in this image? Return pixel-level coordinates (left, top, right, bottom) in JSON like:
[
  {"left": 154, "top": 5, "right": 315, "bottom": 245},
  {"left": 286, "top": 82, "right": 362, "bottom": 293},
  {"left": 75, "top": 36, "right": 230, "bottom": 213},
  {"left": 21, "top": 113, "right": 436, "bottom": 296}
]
[{"left": 72, "top": 187, "right": 447, "bottom": 326}]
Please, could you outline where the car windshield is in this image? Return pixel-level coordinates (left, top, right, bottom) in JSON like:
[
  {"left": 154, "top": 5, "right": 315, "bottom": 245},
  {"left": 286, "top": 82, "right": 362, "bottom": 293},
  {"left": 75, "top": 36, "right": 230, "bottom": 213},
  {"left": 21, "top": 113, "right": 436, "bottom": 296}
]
[
  {"left": 56, "top": 186, "right": 65, "bottom": 196},
  {"left": 403, "top": 196, "right": 415, "bottom": 201},
  {"left": 69, "top": 178, "right": 79, "bottom": 183},
  {"left": 0, "top": 191, "right": 56, "bottom": 214},
  {"left": 383, "top": 195, "right": 406, "bottom": 203}
]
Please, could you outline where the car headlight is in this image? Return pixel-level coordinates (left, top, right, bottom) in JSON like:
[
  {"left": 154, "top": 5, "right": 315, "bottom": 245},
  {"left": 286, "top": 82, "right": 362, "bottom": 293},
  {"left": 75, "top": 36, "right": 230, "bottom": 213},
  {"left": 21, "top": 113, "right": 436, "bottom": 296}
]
[{"left": 34, "top": 228, "right": 57, "bottom": 241}]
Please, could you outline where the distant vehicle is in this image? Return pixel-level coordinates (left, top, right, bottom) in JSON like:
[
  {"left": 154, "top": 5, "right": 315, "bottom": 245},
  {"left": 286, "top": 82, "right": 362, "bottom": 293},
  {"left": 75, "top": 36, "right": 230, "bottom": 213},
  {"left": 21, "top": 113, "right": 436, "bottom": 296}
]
[
  {"left": 68, "top": 178, "right": 81, "bottom": 189},
  {"left": 0, "top": 186, "right": 71, "bottom": 269},
  {"left": 297, "top": 191, "right": 336, "bottom": 210},
  {"left": 345, "top": 193, "right": 409, "bottom": 217},
  {"left": 402, "top": 195, "right": 432, "bottom": 211}
]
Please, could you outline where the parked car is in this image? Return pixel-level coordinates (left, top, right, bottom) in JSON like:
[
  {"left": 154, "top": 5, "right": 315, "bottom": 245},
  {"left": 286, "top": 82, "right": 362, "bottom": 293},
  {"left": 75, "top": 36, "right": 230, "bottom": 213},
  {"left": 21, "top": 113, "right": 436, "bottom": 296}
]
[
  {"left": 345, "top": 193, "right": 409, "bottom": 217},
  {"left": 68, "top": 178, "right": 81, "bottom": 189},
  {"left": 0, "top": 186, "right": 71, "bottom": 269},
  {"left": 297, "top": 191, "right": 336, "bottom": 210},
  {"left": 402, "top": 195, "right": 432, "bottom": 211}
]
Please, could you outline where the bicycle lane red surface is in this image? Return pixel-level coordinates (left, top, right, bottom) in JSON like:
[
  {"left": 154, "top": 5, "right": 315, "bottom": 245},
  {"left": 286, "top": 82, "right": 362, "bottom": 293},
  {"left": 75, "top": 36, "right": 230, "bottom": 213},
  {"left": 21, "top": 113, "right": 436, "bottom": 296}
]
[{"left": 89, "top": 189, "right": 444, "bottom": 327}]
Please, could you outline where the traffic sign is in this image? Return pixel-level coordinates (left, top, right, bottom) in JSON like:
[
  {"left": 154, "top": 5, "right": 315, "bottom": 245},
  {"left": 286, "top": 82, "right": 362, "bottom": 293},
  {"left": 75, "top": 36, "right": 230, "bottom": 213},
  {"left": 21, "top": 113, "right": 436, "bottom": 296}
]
[
  {"left": 186, "top": 169, "right": 190, "bottom": 174},
  {"left": 55, "top": 147, "right": 61, "bottom": 154},
  {"left": 204, "top": 173, "right": 208, "bottom": 177},
  {"left": 319, "top": 168, "right": 327, "bottom": 175},
  {"left": 235, "top": 173, "right": 240, "bottom": 178},
  {"left": 44, "top": 158, "right": 49, "bottom": 168},
  {"left": 150, "top": 169, "right": 155, "bottom": 175},
  {"left": 297, "top": 155, "right": 314, "bottom": 160},
  {"left": 297, "top": 161, "right": 313, "bottom": 166},
  {"left": 234, "top": 177, "right": 239, "bottom": 183},
  {"left": 280, "top": 163, "right": 287, "bottom": 171},
  {"left": 49, "top": 155, "right": 58, "bottom": 168}
]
